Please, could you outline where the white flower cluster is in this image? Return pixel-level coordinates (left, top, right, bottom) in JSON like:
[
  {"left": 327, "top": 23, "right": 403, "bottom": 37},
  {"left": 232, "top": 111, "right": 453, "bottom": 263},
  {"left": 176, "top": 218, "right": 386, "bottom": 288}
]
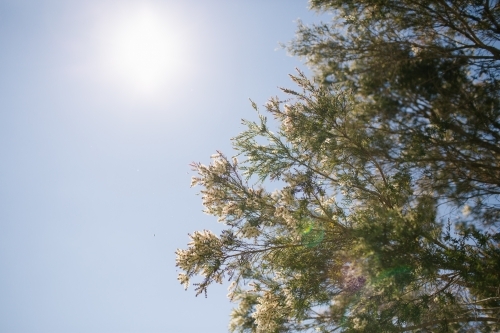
[
  {"left": 252, "top": 291, "right": 288, "bottom": 332},
  {"left": 462, "top": 204, "right": 471, "bottom": 217},
  {"left": 177, "top": 272, "right": 190, "bottom": 290},
  {"left": 191, "top": 155, "right": 236, "bottom": 222},
  {"left": 228, "top": 289, "right": 258, "bottom": 332},
  {"left": 282, "top": 104, "right": 298, "bottom": 137},
  {"left": 220, "top": 201, "right": 243, "bottom": 221},
  {"left": 239, "top": 224, "right": 261, "bottom": 238},
  {"left": 226, "top": 280, "right": 238, "bottom": 300},
  {"left": 282, "top": 285, "right": 296, "bottom": 309},
  {"left": 191, "top": 154, "right": 272, "bottom": 228},
  {"left": 175, "top": 230, "right": 223, "bottom": 289},
  {"left": 274, "top": 205, "right": 299, "bottom": 230}
]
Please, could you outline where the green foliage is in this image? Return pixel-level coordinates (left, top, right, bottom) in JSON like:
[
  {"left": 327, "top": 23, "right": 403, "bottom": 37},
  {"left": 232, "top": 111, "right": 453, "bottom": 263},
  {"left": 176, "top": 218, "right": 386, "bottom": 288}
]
[{"left": 177, "top": 1, "right": 500, "bottom": 332}]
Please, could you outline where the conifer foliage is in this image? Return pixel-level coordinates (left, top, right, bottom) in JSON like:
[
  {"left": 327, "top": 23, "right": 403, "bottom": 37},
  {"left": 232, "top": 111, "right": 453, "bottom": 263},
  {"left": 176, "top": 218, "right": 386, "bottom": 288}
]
[{"left": 176, "top": 1, "right": 500, "bottom": 331}]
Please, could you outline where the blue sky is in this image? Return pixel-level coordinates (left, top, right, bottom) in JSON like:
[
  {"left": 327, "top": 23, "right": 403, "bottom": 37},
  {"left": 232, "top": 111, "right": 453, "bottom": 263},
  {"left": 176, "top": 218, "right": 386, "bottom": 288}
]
[{"left": 0, "top": 1, "right": 324, "bottom": 332}]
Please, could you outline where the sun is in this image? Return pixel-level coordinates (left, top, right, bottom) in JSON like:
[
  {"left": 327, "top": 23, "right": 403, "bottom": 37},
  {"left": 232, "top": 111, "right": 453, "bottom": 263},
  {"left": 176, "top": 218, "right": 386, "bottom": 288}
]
[{"left": 97, "top": 4, "right": 186, "bottom": 97}]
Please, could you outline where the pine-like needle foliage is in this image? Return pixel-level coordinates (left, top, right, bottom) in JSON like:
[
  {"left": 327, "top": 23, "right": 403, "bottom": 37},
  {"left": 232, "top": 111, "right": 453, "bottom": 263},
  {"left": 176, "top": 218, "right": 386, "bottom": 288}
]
[{"left": 177, "top": 1, "right": 500, "bottom": 332}]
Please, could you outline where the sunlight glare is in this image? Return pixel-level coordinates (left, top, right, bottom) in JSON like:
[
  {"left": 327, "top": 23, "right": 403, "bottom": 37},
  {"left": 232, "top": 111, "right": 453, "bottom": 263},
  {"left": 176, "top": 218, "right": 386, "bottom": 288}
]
[{"left": 98, "top": 4, "right": 186, "bottom": 98}]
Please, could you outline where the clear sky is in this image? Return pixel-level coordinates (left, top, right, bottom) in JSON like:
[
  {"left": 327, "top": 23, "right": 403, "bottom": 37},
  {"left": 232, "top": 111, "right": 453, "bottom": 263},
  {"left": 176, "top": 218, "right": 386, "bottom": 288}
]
[{"left": 0, "top": 1, "right": 322, "bottom": 332}]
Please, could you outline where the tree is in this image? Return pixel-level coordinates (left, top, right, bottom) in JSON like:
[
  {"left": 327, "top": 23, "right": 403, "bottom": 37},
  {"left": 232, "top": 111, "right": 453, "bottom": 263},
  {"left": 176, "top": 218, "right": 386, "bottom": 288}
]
[{"left": 176, "top": 1, "right": 500, "bottom": 332}]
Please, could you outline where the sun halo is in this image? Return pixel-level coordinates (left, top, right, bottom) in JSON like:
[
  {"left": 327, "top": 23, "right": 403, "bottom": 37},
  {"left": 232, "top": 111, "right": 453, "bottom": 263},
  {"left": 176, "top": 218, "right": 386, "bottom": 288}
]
[{"left": 97, "top": 4, "right": 186, "bottom": 97}]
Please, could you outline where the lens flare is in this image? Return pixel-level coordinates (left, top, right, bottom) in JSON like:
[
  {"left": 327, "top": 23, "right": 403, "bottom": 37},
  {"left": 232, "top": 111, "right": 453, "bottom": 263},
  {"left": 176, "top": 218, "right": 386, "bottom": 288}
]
[{"left": 300, "top": 221, "right": 325, "bottom": 248}]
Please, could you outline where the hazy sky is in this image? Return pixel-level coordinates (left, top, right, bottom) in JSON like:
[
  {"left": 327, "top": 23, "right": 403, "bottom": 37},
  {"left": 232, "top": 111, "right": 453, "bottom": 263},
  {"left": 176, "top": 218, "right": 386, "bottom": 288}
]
[{"left": 0, "top": 1, "right": 323, "bottom": 332}]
